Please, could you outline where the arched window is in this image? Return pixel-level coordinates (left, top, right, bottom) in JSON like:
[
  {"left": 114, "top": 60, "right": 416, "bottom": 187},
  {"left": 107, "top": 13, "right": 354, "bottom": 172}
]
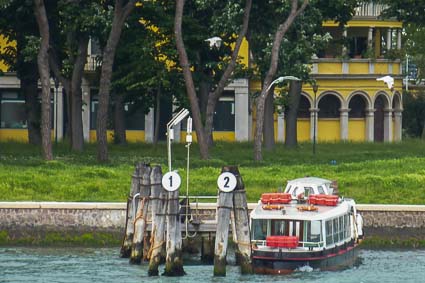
[
  {"left": 348, "top": 95, "right": 366, "bottom": 118},
  {"left": 297, "top": 95, "right": 311, "bottom": 118},
  {"left": 318, "top": 95, "right": 341, "bottom": 118}
]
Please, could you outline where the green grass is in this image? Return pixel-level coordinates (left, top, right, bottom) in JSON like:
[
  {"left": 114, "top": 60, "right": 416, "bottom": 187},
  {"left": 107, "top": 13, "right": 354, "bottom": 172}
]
[{"left": 1, "top": 139, "right": 425, "bottom": 203}]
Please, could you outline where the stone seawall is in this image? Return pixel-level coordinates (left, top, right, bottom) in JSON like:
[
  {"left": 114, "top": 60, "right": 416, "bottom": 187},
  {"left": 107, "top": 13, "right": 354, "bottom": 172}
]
[{"left": 1, "top": 202, "right": 425, "bottom": 241}]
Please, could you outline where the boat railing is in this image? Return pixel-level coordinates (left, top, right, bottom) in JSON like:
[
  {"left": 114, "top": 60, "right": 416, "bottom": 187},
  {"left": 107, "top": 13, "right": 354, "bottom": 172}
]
[{"left": 251, "top": 239, "right": 324, "bottom": 249}]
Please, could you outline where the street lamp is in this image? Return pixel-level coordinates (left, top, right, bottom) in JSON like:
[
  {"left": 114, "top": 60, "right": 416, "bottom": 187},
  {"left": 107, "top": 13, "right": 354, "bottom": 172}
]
[
  {"left": 166, "top": 108, "right": 189, "bottom": 172},
  {"left": 266, "top": 75, "right": 301, "bottom": 92},
  {"left": 311, "top": 81, "right": 319, "bottom": 155}
]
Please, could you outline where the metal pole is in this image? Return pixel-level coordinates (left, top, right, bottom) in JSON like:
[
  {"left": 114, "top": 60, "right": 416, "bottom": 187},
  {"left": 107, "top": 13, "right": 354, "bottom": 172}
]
[
  {"left": 54, "top": 79, "right": 59, "bottom": 144},
  {"left": 313, "top": 92, "right": 316, "bottom": 155}
]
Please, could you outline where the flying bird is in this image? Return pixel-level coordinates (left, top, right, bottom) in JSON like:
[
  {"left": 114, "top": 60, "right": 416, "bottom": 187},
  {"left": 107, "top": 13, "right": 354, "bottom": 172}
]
[
  {"left": 205, "top": 37, "right": 222, "bottom": 49},
  {"left": 376, "top": 75, "right": 394, "bottom": 91}
]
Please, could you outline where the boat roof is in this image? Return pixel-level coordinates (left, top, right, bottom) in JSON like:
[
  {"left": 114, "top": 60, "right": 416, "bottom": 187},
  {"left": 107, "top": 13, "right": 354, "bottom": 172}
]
[
  {"left": 286, "top": 177, "right": 332, "bottom": 187},
  {"left": 250, "top": 200, "right": 352, "bottom": 221}
]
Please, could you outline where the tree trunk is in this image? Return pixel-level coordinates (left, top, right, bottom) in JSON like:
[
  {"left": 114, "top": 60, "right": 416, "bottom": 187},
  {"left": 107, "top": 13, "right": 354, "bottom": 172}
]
[
  {"left": 175, "top": 0, "right": 252, "bottom": 156},
  {"left": 70, "top": 36, "right": 88, "bottom": 152},
  {"left": 22, "top": 75, "right": 41, "bottom": 145},
  {"left": 97, "top": 0, "right": 136, "bottom": 162},
  {"left": 34, "top": 0, "right": 52, "bottom": 160},
  {"left": 422, "top": 120, "right": 425, "bottom": 139},
  {"left": 174, "top": 0, "right": 209, "bottom": 159},
  {"left": 253, "top": 0, "right": 308, "bottom": 161},
  {"left": 114, "top": 93, "right": 127, "bottom": 145},
  {"left": 263, "top": 89, "right": 275, "bottom": 150},
  {"left": 285, "top": 80, "right": 302, "bottom": 147}
]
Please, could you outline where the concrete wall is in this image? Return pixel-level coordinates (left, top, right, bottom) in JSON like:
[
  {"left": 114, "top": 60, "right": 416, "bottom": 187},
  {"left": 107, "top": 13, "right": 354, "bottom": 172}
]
[{"left": 1, "top": 202, "right": 425, "bottom": 238}]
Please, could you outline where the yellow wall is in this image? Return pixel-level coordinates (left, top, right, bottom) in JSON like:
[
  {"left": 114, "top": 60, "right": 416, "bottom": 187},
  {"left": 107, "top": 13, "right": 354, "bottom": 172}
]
[
  {"left": 297, "top": 119, "right": 310, "bottom": 142},
  {"left": 318, "top": 119, "right": 340, "bottom": 141},
  {"left": 89, "top": 130, "right": 145, "bottom": 143},
  {"left": 348, "top": 119, "right": 365, "bottom": 141},
  {"left": 180, "top": 131, "right": 235, "bottom": 142},
  {"left": 349, "top": 62, "right": 369, "bottom": 74},
  {"left": 318, "top": 62, "right": 343, "bottom": 74},
  {"left": 0, "top": 35, "right": 14, "bottom": 72},
  {"left": 0, "top": 129, "right": 28, "bottom": 142}
]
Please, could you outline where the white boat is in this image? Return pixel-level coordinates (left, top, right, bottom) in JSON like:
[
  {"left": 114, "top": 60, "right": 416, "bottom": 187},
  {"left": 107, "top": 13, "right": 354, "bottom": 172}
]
[{"left": 250, "top": 177, "right": 363, "bottom": 274}]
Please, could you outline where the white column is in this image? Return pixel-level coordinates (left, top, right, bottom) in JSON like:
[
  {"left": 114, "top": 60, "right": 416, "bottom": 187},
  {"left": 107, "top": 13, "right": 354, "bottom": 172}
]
[
  {"left": 368, "top": 27, "right": 374, "bottom": 49},
  {"left": 393, "top": 110, "right": 402, "bottom": 142},
  {"left": 397, "top": 29, "right": 402, "bottom": 50},
  {"left": 81, "top": 83, "right": 90, "bottom": 142},
  {"left": 277, "top": 109, "right": 285, "bottom": 143},
  {"left": 365, "top": 109, "right": 375, "bottom": 142},
  {"left": 387, "top": 28, "right": 392, "bottom": 51},
  {"left": 235, "top": 85, "right": 249, "bottom": 141},
  {"left": 340, "top": 108, "right": 349, "bottom": 141},
  {"left": 384, "top": 109, "right": 393, "bottom": 142},
  {"left": 56, "top": 86, "right": 64, "bottom": 141},
  {"left": 342, "top": 28, "right": 348, "bottom": 57},
  {"left": 144, "top": 107, "right": 154, "bottom": 143},
  {"left": 309, "top": 108, "right": 318, "bottom": 142}
]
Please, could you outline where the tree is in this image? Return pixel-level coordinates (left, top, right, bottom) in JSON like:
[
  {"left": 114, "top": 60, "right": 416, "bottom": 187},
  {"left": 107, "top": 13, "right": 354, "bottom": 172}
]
[
  {"left": 174, "top": 0, "right": 252, "bottom": 159},
  {"left": 0, "top": 1, "right": 41, "bottom": 145},
  {"left": 252, "top": 0, "right": 308, "bottom": 161},
  {"left": 33, "top": 0, "right": 52, "bottom": 160},
  {"left": 96, "top": 0, "right": 137, "bottom": 162}
]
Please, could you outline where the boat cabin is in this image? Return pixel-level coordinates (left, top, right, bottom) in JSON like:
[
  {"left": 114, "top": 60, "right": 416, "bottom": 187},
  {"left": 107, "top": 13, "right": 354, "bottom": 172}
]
[{"left": 283, "top": 177, "right": 336, "bottom": 199}]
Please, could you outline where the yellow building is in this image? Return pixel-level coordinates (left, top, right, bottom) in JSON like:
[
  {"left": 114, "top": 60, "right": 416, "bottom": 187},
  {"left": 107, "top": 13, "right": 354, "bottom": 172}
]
[{"left": 0, "top": 2, "right": 403, "bottom": 143}]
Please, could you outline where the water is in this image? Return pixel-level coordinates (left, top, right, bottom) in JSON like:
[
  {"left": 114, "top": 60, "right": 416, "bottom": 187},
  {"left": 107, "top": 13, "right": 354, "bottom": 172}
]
[{"left": 1, "top": 247, "right": 424, "bottom": 283}]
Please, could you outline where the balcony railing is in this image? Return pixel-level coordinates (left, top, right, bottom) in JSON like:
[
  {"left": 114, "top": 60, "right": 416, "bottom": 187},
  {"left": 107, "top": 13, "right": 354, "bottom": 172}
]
[
  {"left": 85, "top": 55, "right": 101, "bottom": 72},
  {"left": 354, "top": 2, "right": 387, "bottom": 18}
]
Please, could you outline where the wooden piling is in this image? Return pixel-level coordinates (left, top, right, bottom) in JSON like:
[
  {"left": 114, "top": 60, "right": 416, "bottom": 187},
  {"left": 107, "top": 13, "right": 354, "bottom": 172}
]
[
  {"left": 148, "top": 166, "right": 167, "bottom": 276},
  {"left": 130, "top": 163, "right": 151, "bottom": 264},
  {"left": 120, "top": 164, "right": 141, "bottom": 258},
  {"left": 163, "top": 189, "right": 185, "bottom": 276},
  {"left": 213, "top": 166, "right": 234, "bottom": 276},
  {"left": 201, "top": 234, "right": 214, "bottom": 264},
  {"left": 231, "top": 166, "right": 252, "bottom": 274}
]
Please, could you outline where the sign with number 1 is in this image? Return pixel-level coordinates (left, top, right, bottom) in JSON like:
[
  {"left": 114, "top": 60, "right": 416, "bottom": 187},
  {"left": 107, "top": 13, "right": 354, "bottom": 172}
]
[
  {"left": 217, "top": 172, "right": 237, "bottom": 192},
  {"left": 162, "top": 171, "right": 181, "bottom": 192}
]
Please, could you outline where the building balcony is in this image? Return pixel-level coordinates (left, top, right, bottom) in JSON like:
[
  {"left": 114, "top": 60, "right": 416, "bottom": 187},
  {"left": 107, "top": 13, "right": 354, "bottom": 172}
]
[
  {"left": 354, "top": 2, "right": 387, "bottom": 19},
  {"left": 311, "top": 57, "right": 401, "bottom": 77}
]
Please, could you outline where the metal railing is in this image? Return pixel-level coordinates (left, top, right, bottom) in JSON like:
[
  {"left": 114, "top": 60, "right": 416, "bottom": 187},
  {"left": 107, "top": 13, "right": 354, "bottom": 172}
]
[{"left": 354, "top": 2, "right": 387, "bottom": 18}]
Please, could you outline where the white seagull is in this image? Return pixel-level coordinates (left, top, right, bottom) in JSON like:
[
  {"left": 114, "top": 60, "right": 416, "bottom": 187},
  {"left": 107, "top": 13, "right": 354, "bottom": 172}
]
[
  {"left": 376, "top": 75, "right": 394, "bottom": 91},
  {"left": 205, "top": 36, "right": 222, "bottom": 49}
]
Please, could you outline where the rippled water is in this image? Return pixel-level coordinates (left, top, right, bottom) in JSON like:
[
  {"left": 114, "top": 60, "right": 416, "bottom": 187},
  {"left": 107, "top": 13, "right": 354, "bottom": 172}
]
[{"left": 1, "top": 247, "right": 425, "bottom": 283}]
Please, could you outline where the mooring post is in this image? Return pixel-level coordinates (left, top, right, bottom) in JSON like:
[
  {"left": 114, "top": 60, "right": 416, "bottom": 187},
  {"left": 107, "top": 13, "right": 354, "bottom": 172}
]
[
  {"left": 163, "top": 188, "right": 185, "bottom": 276},
  {"left": 201, "top": 234, "right": 214, "bottom": 264},
  {"left": 130, "top": 163, "right": 151, "bottom": 264},
  {"left": 232, "top": 166, "right": 253, "bottom": 274},
  {"left": 148, "top": 166, "right": 167, "bottom": 276},
  {"left": 213, "top": 166, "right": 234, "bottom": 276},
  {"left": 120, "top": 163, "right": 141, "bottom": 258}
]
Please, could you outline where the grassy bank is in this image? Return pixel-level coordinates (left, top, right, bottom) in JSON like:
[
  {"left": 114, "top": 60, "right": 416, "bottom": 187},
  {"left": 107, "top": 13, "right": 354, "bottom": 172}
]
[{"left": 1, "top": 140, "right": 425, "bottom": 203}]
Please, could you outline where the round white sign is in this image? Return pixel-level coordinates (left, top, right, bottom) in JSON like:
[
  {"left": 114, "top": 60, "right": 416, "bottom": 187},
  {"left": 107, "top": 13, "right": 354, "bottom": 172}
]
[
  {"left": 217, "top": 172, "right": 237, "bottom": 192},
  {"left": 162, "top": 171, "right": 181, "bottom": 192}
]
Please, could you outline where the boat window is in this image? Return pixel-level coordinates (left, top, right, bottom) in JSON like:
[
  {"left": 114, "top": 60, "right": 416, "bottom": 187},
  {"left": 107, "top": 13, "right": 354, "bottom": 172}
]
[
  {"left": 304, "top": 187, "right": 313, "bottom": 197},
  {"left": 317, "top": 185, "right": 325, "bottom": 194},
  {"left": 333, "top": 218, "right": 340, "bottom": 243},
  {"left": 284, "top": 185, "right": 292, "bottom": 193},
  {"left": 271, "top": 220, "right": 287, "bottom": 236},
  {"left": 326, "top": 220, "right": 333, "bottom": 245},
  {"left": 292, "top": 186, "right": 303, "bottom": 197},
  {"left": 344, "top": 214, "right": 350, "bottom": 239},
  {"left": 339, "top": 216, "right": 344, "bottom": 240},
  {"left": 305, "top": 220, "right": 322, "bottom": 243},
  {"left": 252, "top": 219, "right": 268, "bottom": 240}
]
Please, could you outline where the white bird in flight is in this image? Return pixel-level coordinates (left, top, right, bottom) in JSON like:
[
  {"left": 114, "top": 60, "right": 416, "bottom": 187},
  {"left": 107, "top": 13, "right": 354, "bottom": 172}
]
[
  {"left": 376, "top": 75, "right": 394, "bottom": 91},
  {"left": 205, "top": 36, "right": 222, "bottom": 49}
]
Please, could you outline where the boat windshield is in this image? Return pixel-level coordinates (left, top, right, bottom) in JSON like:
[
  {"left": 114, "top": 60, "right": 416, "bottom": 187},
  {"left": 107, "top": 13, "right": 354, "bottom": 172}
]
[{"left": 252, "top": 219, "right": 268, "bottom": 240}]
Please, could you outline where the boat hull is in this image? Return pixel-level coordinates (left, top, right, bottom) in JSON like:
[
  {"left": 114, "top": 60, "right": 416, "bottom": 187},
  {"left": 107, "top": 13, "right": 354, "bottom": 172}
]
[{"left": 252, "top": 242, "right": 360, "bottom": 275}]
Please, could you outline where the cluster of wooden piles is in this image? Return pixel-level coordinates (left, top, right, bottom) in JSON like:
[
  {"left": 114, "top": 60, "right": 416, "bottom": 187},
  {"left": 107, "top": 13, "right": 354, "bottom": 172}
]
[
  {"left": 120, "top": 163, "right": 252, "bottom": 277},
  {"left": 120, "top": 163, "right": 184, "bottom": 276}
]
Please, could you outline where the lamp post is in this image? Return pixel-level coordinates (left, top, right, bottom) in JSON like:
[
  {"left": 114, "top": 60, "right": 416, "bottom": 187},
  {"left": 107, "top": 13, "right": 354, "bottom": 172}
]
[
  {"left": 311, "top": 81, "right": 319, "bottom": 155},
  {"left": 166, "top": 108, "right": 189, "bottom": 172},
  {"left": 54, "top": 78, "right": 59, "bottom": 144}
]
